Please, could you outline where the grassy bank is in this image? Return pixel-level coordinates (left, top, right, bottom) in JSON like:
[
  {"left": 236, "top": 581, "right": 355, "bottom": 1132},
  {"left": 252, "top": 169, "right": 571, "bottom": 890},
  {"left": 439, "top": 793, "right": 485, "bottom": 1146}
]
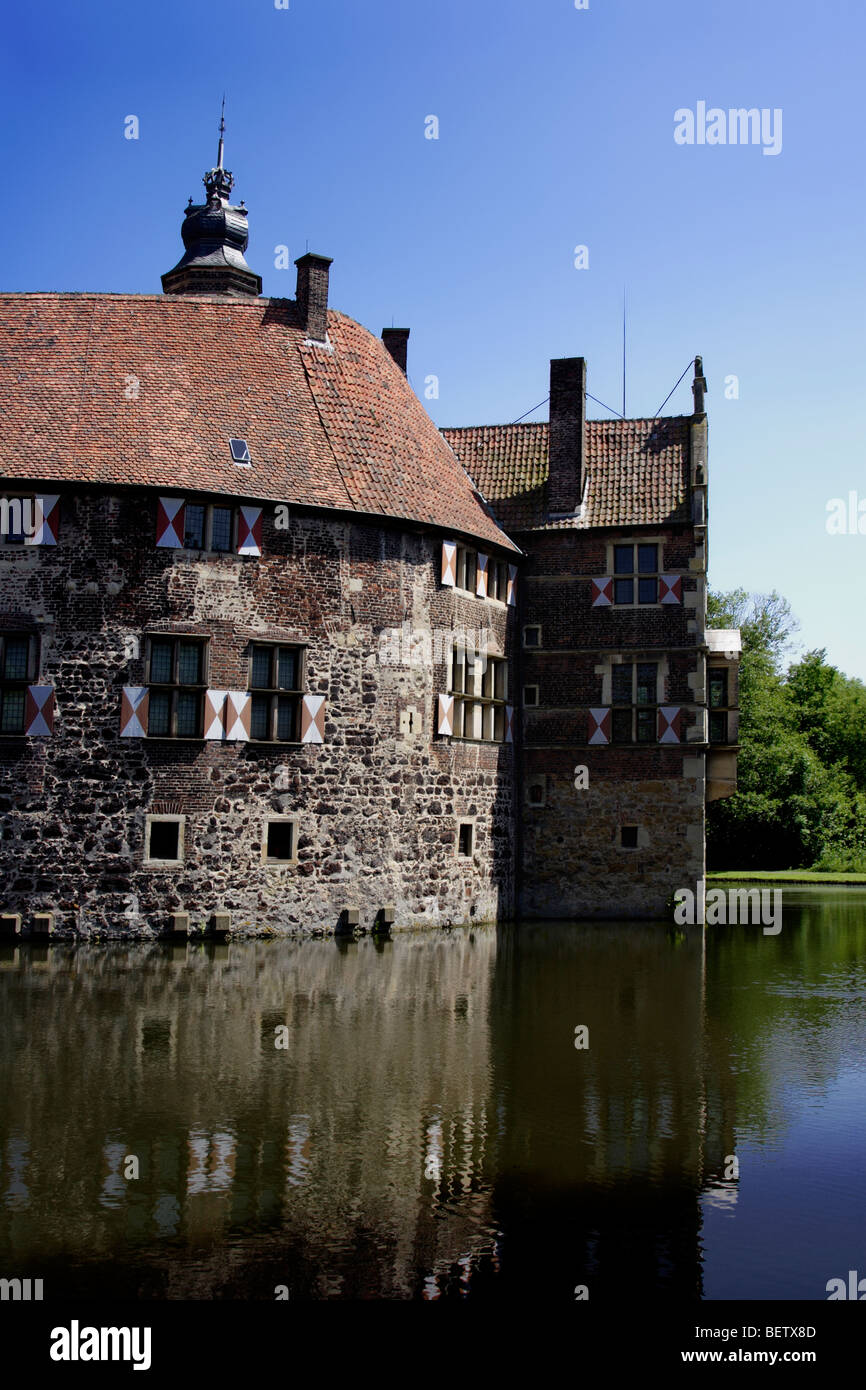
[{"left": 707, "top": 870, "right": 866, "bottom": 884}]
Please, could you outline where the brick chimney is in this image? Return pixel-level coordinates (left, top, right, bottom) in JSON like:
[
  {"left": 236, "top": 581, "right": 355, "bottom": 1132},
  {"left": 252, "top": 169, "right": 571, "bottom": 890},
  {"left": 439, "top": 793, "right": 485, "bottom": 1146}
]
[
  {"left": 548, "top": 357, "right": 586, "bottom": 515},
  {"left": 382, "top": 327, "right": 410, "bottom": 374},
  {"left": 295, "top": 253, "right": 333, "bottom": 343}
]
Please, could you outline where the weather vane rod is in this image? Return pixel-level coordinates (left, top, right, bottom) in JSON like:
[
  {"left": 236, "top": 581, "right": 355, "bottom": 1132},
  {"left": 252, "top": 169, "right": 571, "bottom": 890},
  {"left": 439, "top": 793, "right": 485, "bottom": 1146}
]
[{"left": 217, "top": 95, "right": 226, "bottom": 171}]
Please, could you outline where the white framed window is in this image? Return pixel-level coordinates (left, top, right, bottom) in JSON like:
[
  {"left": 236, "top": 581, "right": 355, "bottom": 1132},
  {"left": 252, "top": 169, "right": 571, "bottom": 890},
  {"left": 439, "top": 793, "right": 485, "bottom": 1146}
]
[
  {"left": 263, "top": 817, "right": 297, "bottom": 864},
  {"left": 449, "top": 648, "right": 507, "bottom": 742},
  {"left": 145, "top": 815, "right": 185, "bottom": 864},
  {"left": 457, "top": 822, "right": 474, "bottom": 857}
]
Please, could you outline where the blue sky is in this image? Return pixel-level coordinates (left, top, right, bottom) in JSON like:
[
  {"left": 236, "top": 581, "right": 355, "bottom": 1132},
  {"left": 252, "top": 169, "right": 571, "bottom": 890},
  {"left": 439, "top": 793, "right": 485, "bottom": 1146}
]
[{"left": 2, "top": 0, "right": 863, "bottom": 678}]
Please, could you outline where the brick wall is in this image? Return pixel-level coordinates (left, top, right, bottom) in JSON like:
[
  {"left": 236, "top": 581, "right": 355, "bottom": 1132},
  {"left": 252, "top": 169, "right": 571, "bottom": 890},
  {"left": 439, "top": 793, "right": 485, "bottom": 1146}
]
[{"left": 515, "top": 520, "right": 707, "bottom": 918}]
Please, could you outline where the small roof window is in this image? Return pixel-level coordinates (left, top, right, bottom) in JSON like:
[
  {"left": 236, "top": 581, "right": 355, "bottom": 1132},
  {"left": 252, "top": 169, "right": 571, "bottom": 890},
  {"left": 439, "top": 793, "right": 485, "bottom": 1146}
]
[{"left": 229, "top": 438, "right": 251, "bottom": 466}]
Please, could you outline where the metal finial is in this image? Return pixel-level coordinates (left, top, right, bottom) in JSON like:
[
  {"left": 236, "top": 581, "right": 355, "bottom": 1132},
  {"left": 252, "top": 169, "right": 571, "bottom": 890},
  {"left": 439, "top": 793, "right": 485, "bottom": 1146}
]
[{"left": 217, "top": 95, "right": 226, "bottom": 171}]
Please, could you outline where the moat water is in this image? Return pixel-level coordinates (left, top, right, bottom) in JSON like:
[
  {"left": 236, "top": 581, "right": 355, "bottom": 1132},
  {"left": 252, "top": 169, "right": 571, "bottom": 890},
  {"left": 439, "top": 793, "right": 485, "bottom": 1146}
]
[{"left": 1, "top": 888, "right": 865, "bottom": 1301}]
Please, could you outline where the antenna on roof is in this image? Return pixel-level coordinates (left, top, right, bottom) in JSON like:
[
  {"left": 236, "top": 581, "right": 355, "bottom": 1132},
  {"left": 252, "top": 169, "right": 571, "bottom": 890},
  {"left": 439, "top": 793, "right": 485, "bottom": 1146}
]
[
  {"left": 622, "top": 286, "right": 627, "bottom": 419},
  {"left": 217, "top": 95, "right": 226, "bottom": 170}
]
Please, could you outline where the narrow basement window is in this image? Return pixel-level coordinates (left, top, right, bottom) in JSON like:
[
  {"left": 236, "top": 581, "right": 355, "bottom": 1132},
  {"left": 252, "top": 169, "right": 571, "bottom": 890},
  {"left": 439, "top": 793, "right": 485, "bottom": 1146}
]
[
  {"left": 621, "top": 826, "right": 639, "bottom": 849},
  {"left": 265, "top": 819, "right": 296, "bottom": 863},
  {"left": 458, "top": 822, "right": 474, "bottom": 857},
  {"left": 146, "top": 816, "right": 184, "bottom": 863}
]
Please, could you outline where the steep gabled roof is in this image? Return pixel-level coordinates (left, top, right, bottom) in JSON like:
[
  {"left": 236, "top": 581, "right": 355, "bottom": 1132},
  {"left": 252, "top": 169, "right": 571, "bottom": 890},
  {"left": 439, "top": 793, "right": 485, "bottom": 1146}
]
[
  {"left": 442, "top": 417, "right": 692, "bottom": 531},
  {"left": 0, "top": 293, "right": 517, "bottom": 552}
]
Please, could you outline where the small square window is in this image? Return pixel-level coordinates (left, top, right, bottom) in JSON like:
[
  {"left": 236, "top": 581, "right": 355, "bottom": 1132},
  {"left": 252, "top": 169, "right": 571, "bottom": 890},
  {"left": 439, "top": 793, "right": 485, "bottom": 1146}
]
[
  {"left": 612, "top": 708, "right": 632, "bottom": 744},
  {"left": 229, "top": 438, "right": 251, "bottom": 466},
  {"left": 621, "top": 826, "right": 639, "bottom": 849},
  {"left": 614, "top": 545, "right": 633, "bottom": 574},
  {"left": 458, "top": 823, "right": 474, "bottom": 857},
  {"left": 638, "top": 577, "right": 658, "bottom": 604},
  {"left": 709, "top": 669, "right": 729, "bottom": 709},
  {"left": 709, "top": 711, "right": 728, "bottom": 744},
  {"left": 636, "top": 708, "right": 655, "bottom": 743},
  {"left": 636, "top": 664, "right": 657, "bottom": 704},
  {"left": 265, "top": 820, "right": 295, "bottom": 863},
  {"left": 523, "top": 685, "right": 539, "bottom": 707},
  {"left": 184, "top": 504, "right": 205, "bottom": 550},
  {"left": 637, "top": 545, "right": 658, "bottom": 574},
  {"left": 146, "top": 817, "right": 184, "bottom": 863},
  {"left": 614, "top": 578, "right": 634, "bottom": 605},
  {"left": 523, "top": 626, "right": 541, "bottom": 648},
  {"left": 612, "top": 665, "right": 633, "bottom": 705},
  {"left": 211, "top": 507, "right": 233, "bottom": 552},
  {"left": 527, "top": 781, "right": 545, "bottom": 806}
]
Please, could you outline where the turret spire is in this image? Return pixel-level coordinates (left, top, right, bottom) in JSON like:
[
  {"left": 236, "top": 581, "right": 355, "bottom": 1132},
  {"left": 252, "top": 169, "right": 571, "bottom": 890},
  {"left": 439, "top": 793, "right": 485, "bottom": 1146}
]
[{"left": 161, "top": 105, "right": 262, "bottom": 299}]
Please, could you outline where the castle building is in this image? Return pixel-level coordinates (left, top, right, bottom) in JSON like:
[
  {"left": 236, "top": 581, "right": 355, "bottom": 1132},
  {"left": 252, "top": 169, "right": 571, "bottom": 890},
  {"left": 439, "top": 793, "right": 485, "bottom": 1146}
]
[{"left": 0, "top": 135, "right": 738, "bottom": 938}]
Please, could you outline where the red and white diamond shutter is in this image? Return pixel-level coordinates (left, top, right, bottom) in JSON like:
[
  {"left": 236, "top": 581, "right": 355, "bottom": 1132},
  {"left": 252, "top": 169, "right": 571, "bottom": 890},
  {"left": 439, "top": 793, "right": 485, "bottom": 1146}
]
[
  {"left": 507, "top": 565, "right": 518, "bottom": 607},
  {"left": 156, "top": 497, "right": 185, "bottom": 548},
  {"left": 476, "top": 554, "right": 489, "bottom": 598},
  {"left": 25, "top": 496, "right": 60, "bottom": 546},
  {"left": 504, "top": 705, "right": 515, "bottom": 743},
  {"left": 437, "top": 694, "right": 454, "bottom": 736},
  {"left": 660, "top": 575, "right": 683, "bottom": 604},
  {"left": 441, "top": 540, "right": 457, "bottom": 588},
  {"left": 120, "top": 687, "right": 149, "bottom": 737},
  {"left": 224, "top": 692, "right": 252, "bottom": 741},
  {"left": 658, "top": 706, "right": 682, "bottom": 743},
  {"left": 204, "top": 691, "right": 227, "bottom": 740},
  {"left": 236, "top": 506, "right": 263, "bottom": 557},
  {"left": 24, "top": 686, "right": 54, "bottom": 735},
  {"left": 300, "top": 694, "right": 326, "bottom": 744},
  {"left": 588, "top": 707, "right": 611, "bottom": 745},
  {"left": 591, "top": 577, "right": 613, "bottom": 607}
]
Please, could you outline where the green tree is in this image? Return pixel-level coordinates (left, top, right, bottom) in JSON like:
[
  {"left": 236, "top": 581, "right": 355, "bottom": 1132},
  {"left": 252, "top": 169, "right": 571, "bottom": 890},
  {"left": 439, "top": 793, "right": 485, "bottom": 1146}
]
[{"left": 706, "top": 590, "right": 866, "bottom": 870}]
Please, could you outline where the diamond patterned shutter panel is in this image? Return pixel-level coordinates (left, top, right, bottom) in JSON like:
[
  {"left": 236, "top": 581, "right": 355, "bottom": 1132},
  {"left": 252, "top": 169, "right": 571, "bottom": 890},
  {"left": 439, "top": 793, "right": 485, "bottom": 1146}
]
[
  {"left": 156, "top": 497, "right": 185, "bottom": 548},
  {"left": 225, "top": 692, "right": 252, "bottom": 741},
  {"left": 300, "top": 694, "right": 326, "bottom": 744},
  {"left": 588, "top": 707, "right": 611, "bottom": 745},
  {"left": 504, "top": 705, "right": 515, "bottom": 743},
  {"left": 476, "top": 554, "right": 489, "bottom": 598},
  {"left": 120, "top": 687, "right": 149, "bottom": 737},
  {"left": 660, "top": 575, "right": 683, "bottom": 604},
  {"left": 507, "top": 565, "right": 518, "bottom": 606},
  {"left": 658, "top": 706, "right": 682, "bottom": 744},
  {"left": 437, "top": 694, "right": 454, "bottom": 736},
  {"left": 204, "top": 691, "right": 227, "bottom": 740},
  {"left": 591, "top": 577, "right": 613, "bottom": 607},
  {"left": 24, "top": 686, "right": 54, "bottom": 735},
  {"left": 25, "top": 496, "right": 60, "bottom": 546},
  {"left": 441, "top": 540, "right": 457, "bottom": 587},
  {"left": 237, "top": 506, "right": 263, "bottom": 557}
]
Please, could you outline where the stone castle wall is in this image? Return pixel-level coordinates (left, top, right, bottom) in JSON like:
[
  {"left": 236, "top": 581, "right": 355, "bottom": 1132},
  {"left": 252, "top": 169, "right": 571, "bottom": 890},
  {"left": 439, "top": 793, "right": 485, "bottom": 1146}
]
[{"left": 0, "top": 491, "right": 516, "bottom": 936}]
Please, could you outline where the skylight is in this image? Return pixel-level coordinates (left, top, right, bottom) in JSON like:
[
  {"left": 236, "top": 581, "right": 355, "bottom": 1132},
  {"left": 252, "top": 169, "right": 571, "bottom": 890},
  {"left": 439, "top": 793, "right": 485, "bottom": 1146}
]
[{"left": 229, "top": 438, "right": 251, "bottom": 467}]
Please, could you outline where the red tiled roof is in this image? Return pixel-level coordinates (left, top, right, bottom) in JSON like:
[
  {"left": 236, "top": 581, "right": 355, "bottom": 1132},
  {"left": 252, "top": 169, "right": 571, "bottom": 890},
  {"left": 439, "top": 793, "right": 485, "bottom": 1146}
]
[
  {"left": 442, "top": 417, "right": 692, "bottom": 530},
  {"left": 0, "top": 293, "right": 517, "bottom": 553}
]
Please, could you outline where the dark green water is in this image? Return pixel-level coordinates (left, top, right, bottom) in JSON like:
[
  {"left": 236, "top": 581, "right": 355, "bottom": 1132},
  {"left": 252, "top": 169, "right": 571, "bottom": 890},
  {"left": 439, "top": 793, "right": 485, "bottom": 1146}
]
[{"left": 1, "top": 889, "right": 865, "bottom": 1301}]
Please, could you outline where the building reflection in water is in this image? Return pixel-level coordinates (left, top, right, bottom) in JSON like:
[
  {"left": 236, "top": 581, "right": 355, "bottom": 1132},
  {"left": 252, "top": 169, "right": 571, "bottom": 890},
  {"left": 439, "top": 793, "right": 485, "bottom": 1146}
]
[{"left": 0, "top": 924, "right": 739, "bottom": 1300}]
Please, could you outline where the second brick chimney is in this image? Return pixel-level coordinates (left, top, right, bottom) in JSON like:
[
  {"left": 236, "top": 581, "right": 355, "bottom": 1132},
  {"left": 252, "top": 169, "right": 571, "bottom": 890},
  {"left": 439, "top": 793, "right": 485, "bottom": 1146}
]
[
  {"left": 548, "top": 357, "right": 587, "bottom": 516},
  {"left": 382, "top": 327, "right": 410, "bottom": 374},
  {"left": 295, "top": 252, "right": 333, "bottom": 343}
]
